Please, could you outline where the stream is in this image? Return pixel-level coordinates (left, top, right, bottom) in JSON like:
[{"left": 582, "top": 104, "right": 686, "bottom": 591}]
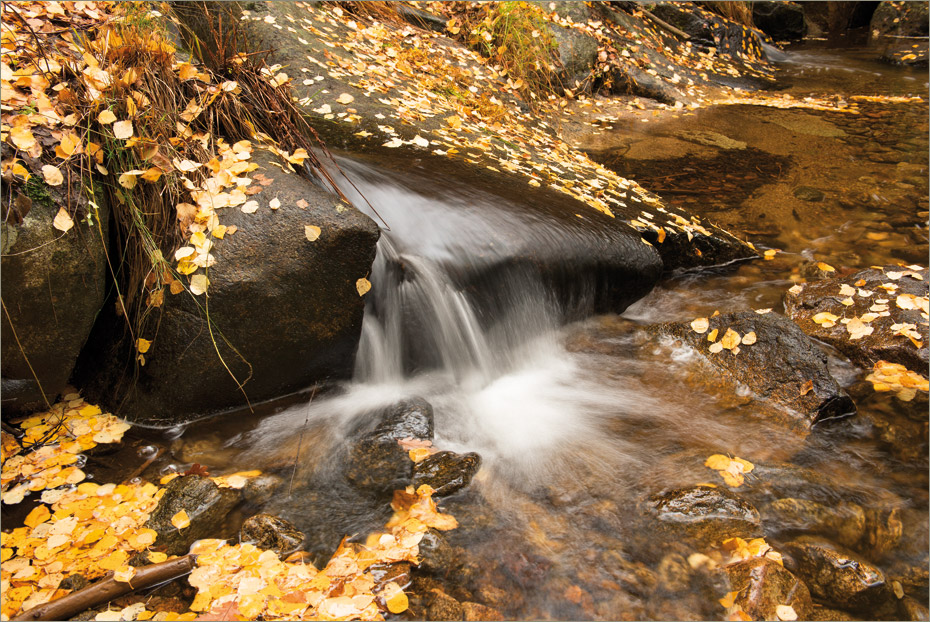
[{"left": 145, "top": 46, "right": 927, "bottom": 620}]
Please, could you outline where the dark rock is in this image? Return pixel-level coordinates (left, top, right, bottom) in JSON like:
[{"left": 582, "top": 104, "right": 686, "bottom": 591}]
[
  {"left": 344, "top": 397, "right": 434, "bottom": 496},
  {"left": 609, "top": 64, "right": 689, "bottom": 106},
  {"left": 725, "top": 557, "right": 813, "bottom": 621},
  {"left": 75, "top": 148, "right": 380, "bottom": 426},
  {"left": 426, "top": 588, "right": 465, "bottom": 621},
  {"left": 1, "top": 182, "right": 108, "bottom": 416},
  {"left": 413, "top": 451, "right": 481, "bottom": 497},
  {"left": 870, "top": 2, "right": 929, "bottom": 39},
  {"left": 462, "top": 601, "right": 505, "bottom": 621},
  {"left": 145, "top": 475, "right": 240, "bottom": 555},
  {"left": 418, "top": 529, "right": 465, "bottom": 578},
  {"left": 807, "top": 605, "right": 861, "bottom": 621},
  {"left": 764, "top": 498, "right": 866, "bottom": 547},
  {"left": 793, "top": 185, "right": 825, "bottom": 201},
  {"left": 656, "top": 311, "right": 856, "bottom": 431},
  {"left": 240, "top": 513, "right": 304, "bottom": 557},
  {"left": 753, "top": 2, "right": 806, "bottom": 41},
  {"left": 530, "top": 1, "right": 599, "bottom": 92},
  {"left": 783, "top": 537, "right": 892, "bottom": 611},
  {"left": 784, "top": 266, "right": 929, "bottom": 374},
  {"left": 649, "top": 485, "right": 762, "bottom": 543}
]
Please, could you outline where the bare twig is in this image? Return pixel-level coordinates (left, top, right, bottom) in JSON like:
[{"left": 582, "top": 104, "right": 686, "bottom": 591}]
[
  {"left": 11, "top": 554, "right": 196, "bottom": 622},
  {"left": 288, "top": 386, "right": 318, "bottom": 497}
]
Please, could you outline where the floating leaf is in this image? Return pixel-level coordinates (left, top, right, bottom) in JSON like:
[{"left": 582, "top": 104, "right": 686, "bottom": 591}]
[
  {"left": 383, "top": 138, "right": 404, "bottom": 148},
  {"left": 382, "top": 582, "right": 408, "bottom": 614},
  {"left": 412, "top": 135, "right": 429, "bottom": 148},
  {"left": 52, "top": 207, "right": 74, "bottom": 232}
]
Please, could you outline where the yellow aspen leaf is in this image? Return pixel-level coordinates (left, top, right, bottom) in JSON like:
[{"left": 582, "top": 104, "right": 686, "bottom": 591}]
[
  {"left": 147, "top": 551, "right": 168, "bottom": 563},
  {"left": 691, "top": 317, "right": 709, "bottom": 334},
  {"left": 97, "top": 110, "right": 117, "bottom": 124},
  {"left": 9, "top": 125, "right": 37, "bottom": 150},
  {"left": 707, "top": 328, "right": 719, "bottom": 342},
  {"left": 136, "top": 338, "right": 152, "bottom": 354},
  {"left": 113, "top": 566, "right": 136, "bottom": 583},
  {"left": 52, "top": 207, "right": 74, "bottom": 232},
  {"left": 719, "top": 591, "right": 738, "bottom": 608},
  {"left": 816, "top": 262, "right": 835, "bottom": 273},
  {"left": 11, "top": 161, "right": 31, "bottom": 180},
  {"left": 705, "top": 454, "right": 731, "bottom": 470},
  {"left": 741, "top": 331, "right": 757, "bottom": 345},
  {"left": 41, "top": 164, "right": 64, "bottom": 186},
  {"left": 719, "top": 328, "right": 741, "bottom": 350},
  {"left": 708, "top": 341, "right": 724, "bottom": 354},
  {"left": 141, "top": 167, "right": 163, "bottom": 182},
  {"left": 24, "top": 504, "right": 50, "bottom": 528},
  {"left": 269, "top": 197, "right": 281, "bottom": 210},
  {"left": 776, "top": 604, "right": 798, "bottom": 621},
  {"left": 382, "top": 582, "right": 408, "bottom": 614},
  {"left": 656, "top": 227, "right": 666, "bottom": 243},
  {"left": 408, "top": 447, "right": 432, "bottom": 463},
  {"left": 356, "top": 277, "right": 372, "bottom": 296},
  {"left": 305, "top": 225, "right": 321, "bottom": 241},
  {"left": 812, "top": 312, "right": 839, "bottom": 328},
  {"left": 190, "top": 274, "right": 209, "bottom": 296},
  {"left": 171, "top": 510, "right": 191, "bottom": 529},
  {"left": 113, "top": 120, "right": 134, "bottom": 140},
  {"left": 763, "top": 249, "right": 777, "bottom": 260},
  {"left": 336, "top": 93, "right": 355, "bottom": 104},
  {"left": 800, "top": 379, "right": 814, "bottom": 396}
]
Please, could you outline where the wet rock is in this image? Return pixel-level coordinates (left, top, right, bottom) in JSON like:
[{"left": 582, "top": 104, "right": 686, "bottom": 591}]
[
  {"left": 474, "top": 585, "right": 512, "bottom": 611},
  {"left": 807, "top": 606, "right": 861, "bottom": 621},
  {"left": 240, "top": 513, "right": 304, "bottom": 558},
  {"left": 656, "top": 553, "right": 693, "bottom": 592},
  {"left": 784, "top": 266, "right": 929, "bottom": 374},
  {"left": 413, "top": 451, "right": 481, "bottom": 497},
  {"left": 75, "top": 148, "right": 380, "bottom": 425},
  {"left": 461, "top": 601, "right": 505, "bottom": 621},
  {"left": 764, "top": 498, "right": 866, "bottom": 548},
  {"left": 418, "top": 529, "right": 465, "bottom": 578},
  {"left": 145, "top": 475, "right": 240, "bottom": 555},
  {"left": 649, "top": 485, "right": 761, "bottom": 543},
  {"left": 793, "top": 185, "right": 825, "bottom": 202},
  {"left": 862, "top": 506, "right": 903, "bottom": 560},
  {"left": 1, "top": 182, "right": 108, "bottom": 416},
  {"left": 426, "top": 588, "right": 465, "bottom": 621},
  {"left": 344, "top": 397, "right": 433, "bottom": 496},
  {"left": 725, "top": 557, "right": 813, "bottom": 621},
  {"left": 870, "top": 2, "right": 929, "bottom": 40},
  {"left": 783, "top": 537, "right": 891, "bottom": 611},
  {"left": 241, "top": 474, "right": 282, "bottom": 507},
  {"left": 899, "top": 596, "right": 930, "bottom": 621},
  {"left": 656, "top": 311, "right": 856, "bottom": 431},
  {"left": 752, "top": 2, "right": 806, "bottom": 40}
]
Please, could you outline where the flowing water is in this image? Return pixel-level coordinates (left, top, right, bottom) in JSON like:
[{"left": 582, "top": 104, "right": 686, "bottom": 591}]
[{"left": 159, "top": 48, "right": 928, "bottom": 619}]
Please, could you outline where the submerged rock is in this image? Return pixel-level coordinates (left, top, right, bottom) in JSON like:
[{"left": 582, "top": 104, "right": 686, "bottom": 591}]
[
  {"left": 1, "top": 183, "right": 108, "bottom": 416},
  {"left": 784, "top": 266, "right": 929, "bottom": 374},
  {"left": 725, "top": 557, "right": 813, "bottom": 621},
  {"left": 240, "top": 513, "right": 304, "bottom": 558},
  {"left": 656, "top": 311, "right": 856, "bottom": 431},
  {"left": 145, "top": 475, "right": 240, "bottom": 555},
  {"left": 783, "top": 537, "right": 891, "bottom": 611},
  {"left": 344, "top": 397, "right": 434, "bottom": 496},
  {"left": 793, "top": 185, "right": 825, "bottom": 202},
  {"left": 413, "top": 451, "right": 481, "bottom": 497},
  {"left": 649, "top": 485, "right": 761, "bottom": 543},
  {"left": 764, "top": 498, "right": 866, "bottom": 548},
  {"left": 75, "top": 149, "right": 380, "bottom": 425}
]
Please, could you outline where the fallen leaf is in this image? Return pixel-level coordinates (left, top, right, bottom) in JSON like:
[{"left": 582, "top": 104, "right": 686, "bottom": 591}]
[
  {"left": 269, "top": 197, "right": 281, "bottom": 210},
  {"left": 97, "top": 110, "right": 117, "bottom": 125},
  {"left": 776, "top": 604, "right": 798, "bottom": 621},
  {"left": 42, "top": 165, "right": 64, "bottom": 186},
  {"left": 113, "top": 120, "right": 134, "bottom": 140},
  {"left": 690, "top": 317, "right": 709, "bottom": 334},
  {"left": 190, "top": 274, "right": 209, "bottom": 296},
  {"left": 241, "top": 201, "right": 259, "bottom": 214},
  {"left": 356, "top": 277, "right": 372, "bottom": 296},
  {"left": 136, "top": 338, "right": 151, "bottom": 354},
  {"left": 336, "top": 93, "right": 355, "bottom": 104},
  {"left": 816, "top": 262, "right": 835, "bottom": 273},
  {"left": 741, "top": 331, "right": 756, "bottom": 346},
  {"left": 719, "top": 328, "right": 741, "bottom": 350},
  {"left": 304, "top": 225, "right": 321, "bottom": 241},
  {"left": 52, "top": 208, "right": 74, "bottom": 232},
  {"left": 171, "top": 510, "right": 191, "bottom": 529}
]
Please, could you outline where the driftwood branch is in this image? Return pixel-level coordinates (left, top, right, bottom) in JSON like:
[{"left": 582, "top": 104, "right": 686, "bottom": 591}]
[
  {"left": 12, "top": 554, "right": 196, "bottom": 621},
  {"left": 640, "top": 9, "right": 691, "bottom": 41}
]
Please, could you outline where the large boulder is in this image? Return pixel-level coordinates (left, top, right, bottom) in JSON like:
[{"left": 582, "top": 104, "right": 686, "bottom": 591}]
[
  {"left": 870, "top": 2, "right": 930, "bottom": 39},
  {"left": 1, "top": 179, "right": 108, "bottom": 416},
  {"left": 784, "top": 266, "right": 929, "bottom": 374},
  {"left": 656, "top": 311, "right": 856, "bottom": 432},
  {"left": 74, "top": 149, "right": 379, "bottom": 425},
  {"left": 529, "top": 2, "right": 599, "bottom": 92},
  {"left": 752, "top": 2, "right": 807, "bottom": 41}
]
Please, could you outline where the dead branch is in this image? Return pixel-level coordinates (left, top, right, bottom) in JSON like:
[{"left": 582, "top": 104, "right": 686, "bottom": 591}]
[{"left": 11, "top": 554, "right": 196, "bottom": 621}]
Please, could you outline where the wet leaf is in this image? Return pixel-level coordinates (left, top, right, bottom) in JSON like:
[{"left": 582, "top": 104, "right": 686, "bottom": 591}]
[
  {"left": 690, "top": 317, "right": 709, "bottom": 334},
  {"left": 719, "top": 328, "right": 741, "bottom": 350},
  {"left": 356, "top": 277, "right": 372, "bottom": 296},
  {"left": 171, "top": 510, "right": 191, "bottom": 530},
  {"left": 812, "top": 312, "right": 839, "bottom": 328}
]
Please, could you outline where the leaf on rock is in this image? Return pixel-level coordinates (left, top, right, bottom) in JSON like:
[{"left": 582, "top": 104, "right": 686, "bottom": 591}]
[
  {"left": 776, "top": 604, "right": 798, "bottom": 621},
  {"left": 41, "top": 165, "right": 64, "bottom": 186},
  {"left": 356, "top": 277, "right": 372, "bottom": 296},
  {"left": 52, "top": 207, "right": 74, "bottom": 232},
  {"left": 304, "top": 225, "right": 321, "bottom": 241},
  {"left": 171, "top": 510, "right": 191, "bottom": 530},
  {"left": 690, "top": 317, "right": 709, "bottom": 334}
]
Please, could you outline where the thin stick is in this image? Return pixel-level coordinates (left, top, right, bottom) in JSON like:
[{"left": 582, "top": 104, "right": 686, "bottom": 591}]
[
  {"left": 11, "top": 555, "right": 196, "bottom": 622},
  {"left": 288, "top": 386, "right": 318, "bottom": 497}
]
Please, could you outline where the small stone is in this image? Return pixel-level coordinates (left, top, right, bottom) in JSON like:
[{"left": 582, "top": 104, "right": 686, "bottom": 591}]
[
  {"left": 793, "top": 186, "right": 825, "bottom": 202},
  {"left": 649, "top": 485, "right": 761, "bottom": 543},
  {"left": 413, "top": 451, "right": 481, "bottom": 496},
  {"left": 240, "top": 513, "right": 304, "bottom": 558}
]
